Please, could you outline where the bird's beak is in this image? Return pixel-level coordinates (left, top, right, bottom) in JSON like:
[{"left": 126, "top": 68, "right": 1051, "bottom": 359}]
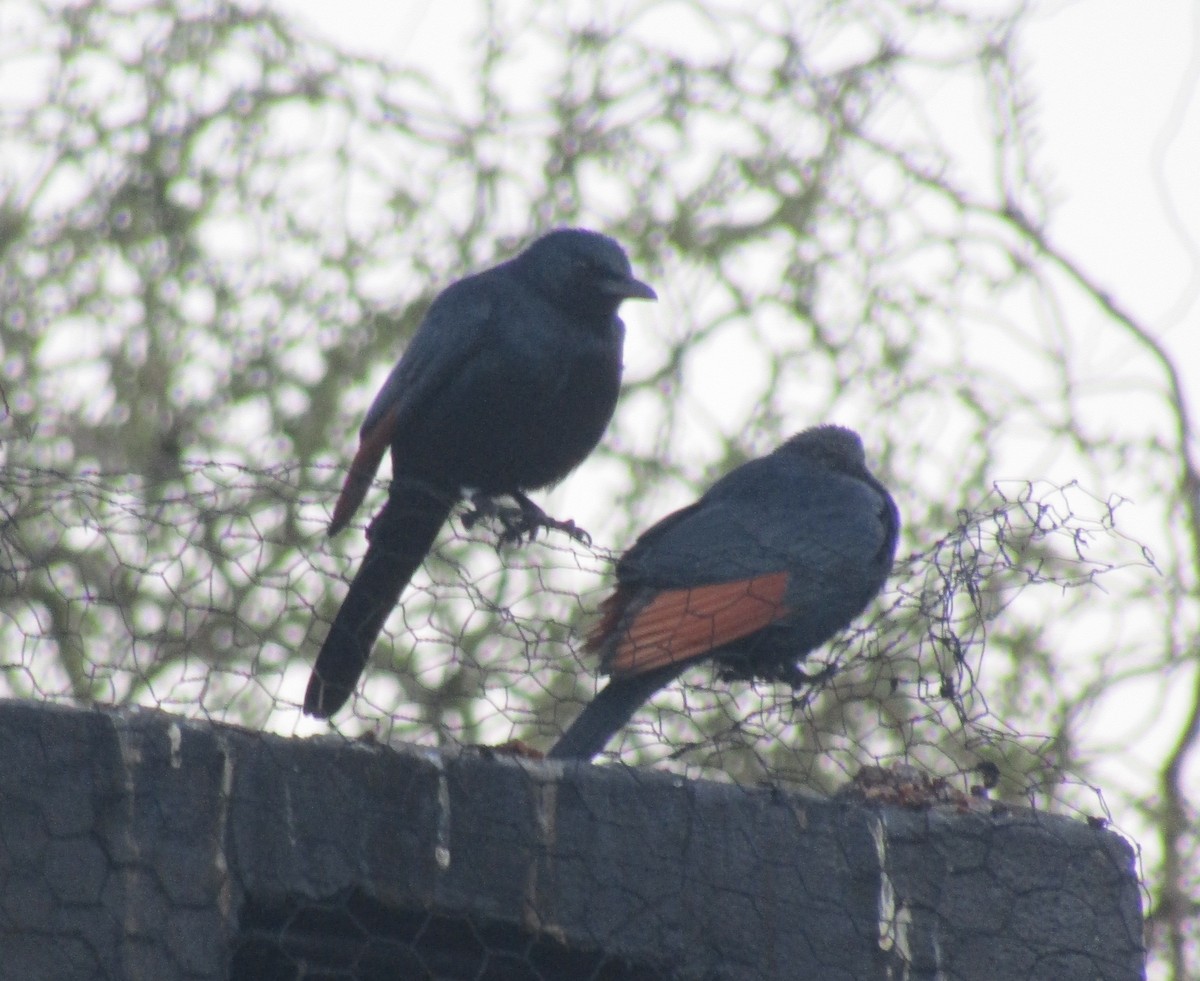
[{"left": 603, "top": 276, "right": 657, "bottom": 301}]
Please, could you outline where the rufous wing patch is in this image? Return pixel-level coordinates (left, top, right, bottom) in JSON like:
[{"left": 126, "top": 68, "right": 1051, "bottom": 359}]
[
  {"left": 327, "top": 402, "right": 402, "bottom": 536},
  {"left": 603, "top": 571, "right": 790, "bottom": 677},
  {"left": 585, "top": 590, "right": 630, "bottom": 655}
]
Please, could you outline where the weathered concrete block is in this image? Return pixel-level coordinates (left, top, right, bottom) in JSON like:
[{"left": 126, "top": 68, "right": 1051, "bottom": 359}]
[{"left": 0, "top": 700, "right": 1145, "bottom": 980}]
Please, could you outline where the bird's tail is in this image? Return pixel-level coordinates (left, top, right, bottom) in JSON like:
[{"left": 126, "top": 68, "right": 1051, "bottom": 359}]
[
  {"left": 546, "top": 666, "right": 682, "bottom": 761},
  {"left": 304, "top": 482, "right": 453, "bottom": 719}
]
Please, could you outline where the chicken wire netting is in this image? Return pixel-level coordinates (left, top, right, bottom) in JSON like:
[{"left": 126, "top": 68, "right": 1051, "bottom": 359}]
[{"left": 0, "top": 459, "right": 1151, "bottom": 804}]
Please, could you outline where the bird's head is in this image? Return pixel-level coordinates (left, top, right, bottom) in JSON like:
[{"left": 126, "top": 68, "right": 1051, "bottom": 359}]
[
  {"left": 517, "top": 228, "right": 657, "bottom": 314},
  {"left": 782, "top": 425, "right": 869, "bottom": 472}
]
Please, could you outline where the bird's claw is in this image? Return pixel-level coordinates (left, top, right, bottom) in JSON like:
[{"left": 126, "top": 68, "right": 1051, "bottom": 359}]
[
  {"left": 537, "top": 514, "right": 592, "bottom": 547},
  {"left": 462, "top": 493, "right": 592, "bottom": 546}
]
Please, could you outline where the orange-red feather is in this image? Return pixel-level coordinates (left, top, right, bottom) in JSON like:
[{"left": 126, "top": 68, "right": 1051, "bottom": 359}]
[
  {"left": 596, "top": 571, "right": 790, "bottom": 677},
  {"left": 327, "top": 402, "right": 402, "bottom": 536}
]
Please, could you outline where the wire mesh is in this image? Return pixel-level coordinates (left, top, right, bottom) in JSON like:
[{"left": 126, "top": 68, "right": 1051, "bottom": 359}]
[{"left": 0, "top": 461, "right": 1152, "bottom": 801}]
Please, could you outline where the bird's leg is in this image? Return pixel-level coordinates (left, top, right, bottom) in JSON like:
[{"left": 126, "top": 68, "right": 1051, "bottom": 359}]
[
  {"left": 460, "top": 492, "right": 533, "bottom": 543},
  {"left": 460, "top": 491, "right": 591, "bottom": 546},
  {"left": 779, "top": 661, "right": 838, "bottom": 689},
  {"left": 460, "top": 491, "right": 503, "bottom": 533},
  {"left": 718, "top": 659, "right": 838, "bottom": 688}
]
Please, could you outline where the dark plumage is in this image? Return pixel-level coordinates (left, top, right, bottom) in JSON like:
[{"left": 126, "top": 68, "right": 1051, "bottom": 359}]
[
  {"left": 547, "top": 424, "right": 899, "bottom": 761},
  {"left": 306, "top": 229, "right": 655, "bottom": 718}
]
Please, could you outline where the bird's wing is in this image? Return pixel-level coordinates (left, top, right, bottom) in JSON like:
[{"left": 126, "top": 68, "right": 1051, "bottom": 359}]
[
  {"left": 328, "top": 398, "right": 403, "bottom": 536},
  {"left": 591, "top": 454, "right": 888, "bottom": 677},
  {"left": 590, "top": 470, "right": 795, "bottom": 676},
  {"left": 599, "top": 571, "right": 790, "bottom": 676},
  {"left": 328, "top": 283, "right": 496, "bottom": 535}
]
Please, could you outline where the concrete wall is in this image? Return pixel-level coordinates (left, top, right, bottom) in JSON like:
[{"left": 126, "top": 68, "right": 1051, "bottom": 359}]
[{"left": 0, "top": 700, "right": 1145, "bottom": 980}]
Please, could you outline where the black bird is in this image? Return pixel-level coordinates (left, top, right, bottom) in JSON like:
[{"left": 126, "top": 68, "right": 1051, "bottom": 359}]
[
  {"left": 305, "top": 229, "right": 655, "bottom": 719},
  {"left": 548, "top": 425, "right": 899, "bottom": 761}
]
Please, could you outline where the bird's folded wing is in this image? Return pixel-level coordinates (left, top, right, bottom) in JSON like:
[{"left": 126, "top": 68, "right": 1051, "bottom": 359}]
[
  {"left": 326, "top": 290, "right": 496, "bottom": 536},
  {"left": 601, "top": 571, "right": 789, "bottom": 676},
  {"left": 328, "top": 401, "right": 404, "bottom": 536}
]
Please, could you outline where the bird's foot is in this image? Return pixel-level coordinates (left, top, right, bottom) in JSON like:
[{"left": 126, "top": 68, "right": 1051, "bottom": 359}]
[
  {"left": 461, "top": 494, "right": 523, "bottom": 540},
  {"left": 462, "top": 492, "right": 592, "bottom": 546},
  {"left": 718, "top": 660, "right": 838, "bottom": 689},
  {"left": 510, "top": 491, "right": 593, "bottom": 546},
  {"left": 779, "top": 662, "right": 838, "bottom": 689}
]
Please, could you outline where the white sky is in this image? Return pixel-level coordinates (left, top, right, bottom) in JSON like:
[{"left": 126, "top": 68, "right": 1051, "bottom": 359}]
[{"left": 1024, "top": 1, "right": 1199, "bottom": 391}]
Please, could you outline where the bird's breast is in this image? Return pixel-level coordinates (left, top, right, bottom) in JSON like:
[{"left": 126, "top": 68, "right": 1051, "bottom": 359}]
[{"left": 390, "top": 314, "right": 622, "bottom": 494}]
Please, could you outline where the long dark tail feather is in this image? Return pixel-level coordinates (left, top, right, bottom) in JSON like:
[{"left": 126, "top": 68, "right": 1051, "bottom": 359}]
[
  {"left": 547, "top": 666, "right": 684, "bottom": 761},
  {"left": 304, "top": 484, "right": 453, "bottom": 719}
]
